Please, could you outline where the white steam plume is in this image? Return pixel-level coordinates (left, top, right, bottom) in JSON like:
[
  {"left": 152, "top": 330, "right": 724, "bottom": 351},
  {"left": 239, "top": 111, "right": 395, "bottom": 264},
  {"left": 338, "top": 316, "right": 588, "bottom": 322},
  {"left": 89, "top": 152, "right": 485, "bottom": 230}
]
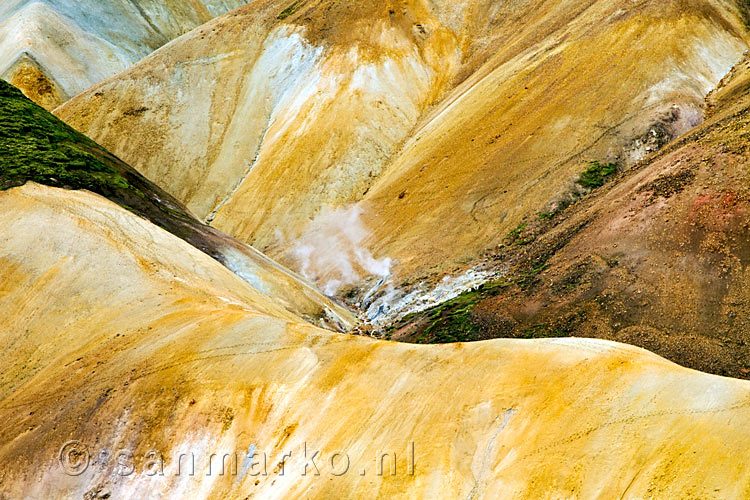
[{"left": 289, "top": 205, "right": 391, "bottom": 296}]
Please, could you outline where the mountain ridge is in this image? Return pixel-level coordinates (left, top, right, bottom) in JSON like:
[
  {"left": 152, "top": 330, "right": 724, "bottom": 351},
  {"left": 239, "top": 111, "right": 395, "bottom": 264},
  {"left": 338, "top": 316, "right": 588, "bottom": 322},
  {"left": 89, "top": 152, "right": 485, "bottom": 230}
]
[{"left": 388, "top": 51, "right": 750, "bottom": 378}]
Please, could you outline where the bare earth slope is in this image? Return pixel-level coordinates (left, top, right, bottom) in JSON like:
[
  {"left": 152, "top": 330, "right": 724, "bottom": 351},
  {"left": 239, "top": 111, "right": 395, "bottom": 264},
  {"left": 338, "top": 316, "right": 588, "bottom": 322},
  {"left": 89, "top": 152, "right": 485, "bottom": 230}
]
[
  {"left": 56, "top": 0, "right": 749, "bottom": 287},
  {"left": 0, "top": 184, "right": 749, "bottom": 499},
  {"left": 0, "top": 0, "right": 249, "bottom": 108}
]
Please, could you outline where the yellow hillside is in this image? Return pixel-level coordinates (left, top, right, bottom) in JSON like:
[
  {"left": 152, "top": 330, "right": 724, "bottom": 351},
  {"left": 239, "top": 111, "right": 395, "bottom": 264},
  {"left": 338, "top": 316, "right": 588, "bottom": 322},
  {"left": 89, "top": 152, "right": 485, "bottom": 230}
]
[{"left": 0, "top": 183, "right": 748, "bottom": 499}]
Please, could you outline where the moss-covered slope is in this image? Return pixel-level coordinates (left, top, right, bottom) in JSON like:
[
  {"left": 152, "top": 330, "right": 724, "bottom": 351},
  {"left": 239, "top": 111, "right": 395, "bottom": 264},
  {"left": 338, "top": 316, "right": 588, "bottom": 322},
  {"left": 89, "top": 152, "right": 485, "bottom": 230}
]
[{"left": 0, "top": 80, "right": 131, "bottom": 193}]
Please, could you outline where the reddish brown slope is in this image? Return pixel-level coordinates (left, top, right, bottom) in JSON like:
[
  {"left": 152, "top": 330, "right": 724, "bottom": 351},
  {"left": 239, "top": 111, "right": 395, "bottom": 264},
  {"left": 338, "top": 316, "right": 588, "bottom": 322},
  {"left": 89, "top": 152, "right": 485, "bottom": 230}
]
[{"left": 396, "top": 55, "right": 750, "bottom": 378}]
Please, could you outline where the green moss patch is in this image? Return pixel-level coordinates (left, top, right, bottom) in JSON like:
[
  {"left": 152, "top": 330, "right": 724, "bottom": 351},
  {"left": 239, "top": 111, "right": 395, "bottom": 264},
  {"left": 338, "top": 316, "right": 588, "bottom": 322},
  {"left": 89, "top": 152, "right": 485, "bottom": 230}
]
[
  {"left": 408, "top": 282, "right": 511, "bottom": 344},
  {"left": 577, "top": 161, "right": 618, "bottom": 189},
  {"left": 506, "top": 222, "right": 533, "bottom": 245},
  {"left": 0, "top": 80, "right": 224, "bottom": 274},
  {"left": 0, "top": 80, "right": 133, "bottom": 196}
]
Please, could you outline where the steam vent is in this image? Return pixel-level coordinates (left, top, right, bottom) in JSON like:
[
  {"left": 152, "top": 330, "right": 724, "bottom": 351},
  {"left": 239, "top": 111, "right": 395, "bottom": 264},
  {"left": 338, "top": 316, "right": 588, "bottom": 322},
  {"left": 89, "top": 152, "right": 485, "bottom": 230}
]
[{"left": 1, "top": 1, "right": 749, "bottom": 498}]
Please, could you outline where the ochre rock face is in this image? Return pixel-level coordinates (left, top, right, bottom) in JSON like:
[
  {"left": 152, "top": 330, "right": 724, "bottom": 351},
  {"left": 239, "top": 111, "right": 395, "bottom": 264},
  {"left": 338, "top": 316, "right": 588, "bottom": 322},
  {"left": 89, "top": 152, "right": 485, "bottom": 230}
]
[
  {"left": 0, "top": 0, "right": 249, "bottom": 109},
  {"left": 56, "top": 0, "right": 750, "bottom": 285},
  {"left": 6, "top": 57, "right": 64, "bottom": 109},
  {"left": 0, "top": 184, "right": 749, "bottom": 499}
]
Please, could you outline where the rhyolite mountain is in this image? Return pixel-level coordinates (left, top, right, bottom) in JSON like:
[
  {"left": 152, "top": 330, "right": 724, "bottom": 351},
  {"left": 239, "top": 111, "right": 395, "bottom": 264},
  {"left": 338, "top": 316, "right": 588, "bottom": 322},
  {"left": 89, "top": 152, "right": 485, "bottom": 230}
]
[
  {"left": 1, "top": 1, "right": 749, "bottom": 498},
  {"left": 58, "top": 0, "right": 748, "bottom": 280},
  {"left": 0, "top": 0, "right": 249, "bottom": 109}
]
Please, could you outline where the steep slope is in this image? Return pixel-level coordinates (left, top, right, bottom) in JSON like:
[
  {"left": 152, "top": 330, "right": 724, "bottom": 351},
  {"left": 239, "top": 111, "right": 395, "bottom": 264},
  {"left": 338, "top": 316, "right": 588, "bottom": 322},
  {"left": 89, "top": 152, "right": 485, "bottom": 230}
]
[
  {"left": 0, "top": 79, "right": 355, "bottom": 330},
  {"left": 0, "top": 0, "right": 249, "bottom": 109},
  {"left": 57, "top": 0, "right": 750, "bottom": 291},
  {"left": 392, "top": 53, "right": 750, "bottom": 379},
  {"left": 0, "top": 183, "right": 749, "bottom": 499}
]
